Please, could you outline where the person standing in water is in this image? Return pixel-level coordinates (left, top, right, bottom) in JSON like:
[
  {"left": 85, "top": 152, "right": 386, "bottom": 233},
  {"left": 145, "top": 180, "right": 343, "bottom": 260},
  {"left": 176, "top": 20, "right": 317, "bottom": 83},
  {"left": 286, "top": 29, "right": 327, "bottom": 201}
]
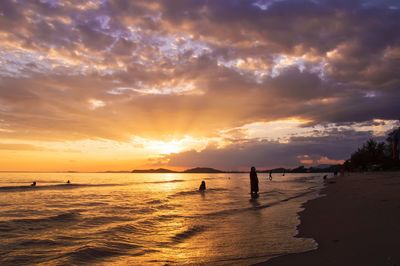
[
  {"left": 269, "top": 171, "right": 273, "bottom": 181},
  {"left": 199, "top": 180, "right": 206, "bottom": 191},
  {"left": 250, "top": 167, "right": 259, "bottom": 198},
  {"left": 392, "top": 127, "right": 400, "bottom": 160}
]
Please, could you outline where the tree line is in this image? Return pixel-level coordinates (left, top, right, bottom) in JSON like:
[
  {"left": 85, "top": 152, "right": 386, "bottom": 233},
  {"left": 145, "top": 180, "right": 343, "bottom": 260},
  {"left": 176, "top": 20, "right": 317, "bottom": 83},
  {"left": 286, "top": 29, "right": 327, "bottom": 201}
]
[{"left": 343, "top": 127, "right": 400, "bottom": 171}]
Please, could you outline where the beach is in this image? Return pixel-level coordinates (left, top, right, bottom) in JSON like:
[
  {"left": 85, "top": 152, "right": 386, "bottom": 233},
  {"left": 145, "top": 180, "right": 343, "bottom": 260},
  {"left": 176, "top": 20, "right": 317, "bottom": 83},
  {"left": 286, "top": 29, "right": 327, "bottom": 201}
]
[{"left": 259, "top": 172, "right": 400, "bottom": 266}]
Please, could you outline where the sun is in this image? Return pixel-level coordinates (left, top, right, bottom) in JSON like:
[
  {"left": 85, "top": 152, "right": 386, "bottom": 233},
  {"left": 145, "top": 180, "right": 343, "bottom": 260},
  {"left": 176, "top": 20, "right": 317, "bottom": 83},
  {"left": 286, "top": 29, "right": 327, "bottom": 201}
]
[
  {"left": 131, "top": 136, "right": 210, "bottom": 156},
  {"left": 156, "top": 141, "right": 183, "bottom": 155},
  {"left": 135, "top": 138, "right": 187, "bottom": 155}
]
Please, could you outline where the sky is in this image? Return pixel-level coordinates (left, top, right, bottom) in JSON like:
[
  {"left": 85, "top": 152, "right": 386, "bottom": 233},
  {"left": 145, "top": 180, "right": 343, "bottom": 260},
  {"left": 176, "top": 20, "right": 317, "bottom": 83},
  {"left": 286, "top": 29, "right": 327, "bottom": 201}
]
[{"left": 0, "top": 0, "right": 399, "bottom": 172}]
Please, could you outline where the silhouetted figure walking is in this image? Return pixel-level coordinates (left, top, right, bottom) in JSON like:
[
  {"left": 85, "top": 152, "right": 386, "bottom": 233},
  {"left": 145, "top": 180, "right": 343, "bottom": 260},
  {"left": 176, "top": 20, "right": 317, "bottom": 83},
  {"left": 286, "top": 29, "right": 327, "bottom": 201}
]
[
  {"left": 269, "top": 171, "right": 273, "bottom": 181},
  {"left": 250, "top": 167, "right": 259, "bottom": 198},
  {"left": 199, "top": 180, "right": 206, "bottom": 191},
  {"left": 31, "top": 181, "right": 36, "bottom": 187}
]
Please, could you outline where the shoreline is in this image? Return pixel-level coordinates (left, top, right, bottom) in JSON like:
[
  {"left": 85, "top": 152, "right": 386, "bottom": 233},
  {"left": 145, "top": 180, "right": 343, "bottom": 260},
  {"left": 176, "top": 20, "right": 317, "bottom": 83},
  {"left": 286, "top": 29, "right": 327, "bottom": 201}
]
[{"left": 256, "top": 172, "right": 400, "bottom": 266}]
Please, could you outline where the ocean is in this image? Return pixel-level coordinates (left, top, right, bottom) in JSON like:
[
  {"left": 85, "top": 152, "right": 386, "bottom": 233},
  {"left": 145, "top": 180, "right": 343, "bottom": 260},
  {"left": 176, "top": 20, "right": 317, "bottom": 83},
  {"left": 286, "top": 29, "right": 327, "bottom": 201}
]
[{"left": 0, "top": 172, "right": 325, "bottom": 265}]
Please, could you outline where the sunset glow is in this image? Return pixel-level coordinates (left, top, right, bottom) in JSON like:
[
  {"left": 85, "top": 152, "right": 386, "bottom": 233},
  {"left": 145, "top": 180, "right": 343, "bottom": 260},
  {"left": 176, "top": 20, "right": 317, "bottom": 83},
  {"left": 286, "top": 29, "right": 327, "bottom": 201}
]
[{"left": 0, "top": 0, "right": 399, "bottom": 171}]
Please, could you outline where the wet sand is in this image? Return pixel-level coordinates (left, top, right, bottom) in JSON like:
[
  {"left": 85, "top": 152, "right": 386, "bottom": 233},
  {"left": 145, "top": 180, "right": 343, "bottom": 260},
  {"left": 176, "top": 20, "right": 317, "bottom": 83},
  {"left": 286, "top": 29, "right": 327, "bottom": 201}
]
[{"left": 258, "top": 172, "right": 400, "bottom": 266}]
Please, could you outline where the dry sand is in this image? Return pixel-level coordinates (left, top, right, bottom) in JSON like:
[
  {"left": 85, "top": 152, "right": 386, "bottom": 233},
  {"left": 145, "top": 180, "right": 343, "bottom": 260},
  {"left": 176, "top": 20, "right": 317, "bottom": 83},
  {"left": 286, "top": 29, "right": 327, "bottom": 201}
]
[{"left": 257, "top": 172, "right": 400, "bottom": 266}]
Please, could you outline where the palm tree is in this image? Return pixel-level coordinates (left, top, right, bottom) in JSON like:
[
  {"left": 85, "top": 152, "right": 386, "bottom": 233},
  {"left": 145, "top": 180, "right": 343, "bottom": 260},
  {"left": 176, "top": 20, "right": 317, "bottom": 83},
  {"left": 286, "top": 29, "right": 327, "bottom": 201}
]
[{"left": 387, "top": 127, "right": 400, "bottom": 161}]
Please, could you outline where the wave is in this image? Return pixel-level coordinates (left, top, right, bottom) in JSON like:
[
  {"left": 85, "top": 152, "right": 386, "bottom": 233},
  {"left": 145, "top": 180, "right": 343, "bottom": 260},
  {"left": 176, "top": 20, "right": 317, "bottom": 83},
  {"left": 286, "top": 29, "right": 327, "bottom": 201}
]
[
  {"left": 0, "top": 183, "right": 122, "bottom": 192},
  {"left": 258, "top": 189, "right": 285, "bottom": 196},
  {"left": 168, "top": 188, "right": 228, "bottom": 198},
  {"left": 272, "top": 175, "right": 320, "bottom": 183},
  {"left": 142, "top": 179, "right": 185, "bottom": 184},
  {"left": 17, "top": 239, "right": 62, "bottom": 247},
  {"left": 0, "top": 180, "right": 65, "bottom": 184},
  {"left": 80, "top": 215, "right": 132, "bottom": 229},
  {"left": 293, "top": 175, "right": 320, "bottom": 182},
  {"left": 105, "top": 223, "right": 140, "bottom": 234},
  {"left": 61, "top": 245, "right": 126, "bottom": 263},
  {"left": 197, "top": 189, "right": 317, "bottom": 219},
  {"left": 154, "top": 214, "right": 184, "bottom": 222},
  {"left": 146, "top": 199, "right": 167, "bottom": 204},
  {"left": 13, "top": 212, "right": 79, "bottom": 224},
  {"left": 59, "top": 242, "right": 156, "bottom": 264},
  {"left": 52, "top": 212, "right": 81, "bottom": 221},
  {"left": 0, "top": 212, "right": 81, "bottom": 233},
  {"left": 0, "top": 253, "right": 48, "bottom": 265},
  {"left": 203, "top": 176, "right": 228, "bottom": 180},
  {"left": 208, "top": 251, "right": 291, "bottom": 264},
  {"left": 170, "top": 225, "right": 206, "bottom": 243}
]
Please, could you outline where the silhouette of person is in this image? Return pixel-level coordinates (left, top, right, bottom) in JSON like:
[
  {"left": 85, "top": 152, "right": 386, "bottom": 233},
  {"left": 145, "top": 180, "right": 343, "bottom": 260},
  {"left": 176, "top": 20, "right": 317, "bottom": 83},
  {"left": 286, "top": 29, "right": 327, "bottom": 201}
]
[
  {"left": 269, "top": 171, "right": 273, "bottom": 181},
  {"left": 393, "top": 127, "right": 400, "bottom": 160},
  {"left": 31, "top": 181, "right": 36, "bottom": 187},
  {"left": 282, "top": 169, "right": 285, "bottom": 176},
  {"left": 67, "top": 180, "right": 70, "bottom": 184},
  {"left": 250, "top": 166, "right": 259, "bottom": 198},
  {"left": 199, "top": 180, "right": 206, "bottom": 191}
]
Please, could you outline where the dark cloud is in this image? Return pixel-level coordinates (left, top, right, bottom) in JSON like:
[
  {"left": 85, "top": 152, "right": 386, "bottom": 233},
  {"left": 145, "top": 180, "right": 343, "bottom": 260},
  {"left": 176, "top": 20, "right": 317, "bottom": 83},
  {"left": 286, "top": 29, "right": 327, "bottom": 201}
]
[{"left": 165, "top": 129, "right": 376, "bottom": 170}]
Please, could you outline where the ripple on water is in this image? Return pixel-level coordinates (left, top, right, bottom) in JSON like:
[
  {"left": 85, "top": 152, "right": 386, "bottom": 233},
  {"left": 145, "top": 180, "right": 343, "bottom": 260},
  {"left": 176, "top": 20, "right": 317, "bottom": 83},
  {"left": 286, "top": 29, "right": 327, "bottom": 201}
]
[
  {"left": 146, "top": 199, "right": 167, "bottom": 205},
  {"left": 0, "top": 173, "right": 322, "bottom": 265},
  {"left": 0, "top": 253, "right": 49, "bottom": 265},
  {"left": 62, "top": 245, "right": 125, "bottom": 263},
  {"left": 169, "top": 225, "right": 207, "bottom": 244},
  {"left": 80, "top": 215, "right": 131, "bottom": 228},
  {"left": 0, "top": 211, "right": 81, "bottom": 233},
  {"left": 168, "top": 188, "right": 228, "bottom": 198},
  {"left": 59, "top": 242, "right": 157, "bottom": 264},
  {"left": 17, "top": 239, "right": 62, "bottom": 247},
  {"left": 100, "top": 223, "right": 140, "bottom": 235}
]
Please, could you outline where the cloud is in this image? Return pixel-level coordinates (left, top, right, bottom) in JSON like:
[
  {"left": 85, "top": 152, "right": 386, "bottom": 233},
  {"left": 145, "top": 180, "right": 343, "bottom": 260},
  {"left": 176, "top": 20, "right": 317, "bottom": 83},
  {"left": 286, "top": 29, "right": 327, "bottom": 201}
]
[
  {"left": 0, "top": 143, "right": 48, "bottom": 151},
  {"left": 164, "top": 127, "right": 378, "bottom": 170},
  {"left": 0, "top": 0, "right": 399, "bottom": 170}
]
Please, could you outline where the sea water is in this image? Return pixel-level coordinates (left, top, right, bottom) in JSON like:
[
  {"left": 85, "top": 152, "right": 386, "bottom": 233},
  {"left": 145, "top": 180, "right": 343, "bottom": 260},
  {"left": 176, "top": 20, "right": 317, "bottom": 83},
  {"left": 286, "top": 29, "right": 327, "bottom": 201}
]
[{"left": 0, "top": 172, "right": 324, "bottom": 265}]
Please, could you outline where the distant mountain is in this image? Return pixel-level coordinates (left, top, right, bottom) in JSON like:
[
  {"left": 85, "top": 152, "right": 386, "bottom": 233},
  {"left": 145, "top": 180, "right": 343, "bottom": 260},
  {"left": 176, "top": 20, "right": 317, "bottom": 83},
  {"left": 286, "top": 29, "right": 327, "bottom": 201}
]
[
  {"left": 258, "top": 165, "right": 341, "bottom": 173},
  {"left": 308, "top": 165, "right": 342, "bottom": 173},
  {"left": 291, "top": 166, "right": 308, "bottom": 173},
  {"left": 183, "top": 167, "right": 223, "bottom": 173},
  {"left": 101, "top": 170, "right": 131, "bottom": 173},
  {"left": 259, "top": 168, "right": 286, "bottom": 173},
  {"left": 131, "top": 168, "right": 178, "bottom": 173},
  {"left": 131, "top": 167, "right": 224, "bottom": 173},
  {"left": 315, "top": 164, "right": 333, "bottom": 169}
]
